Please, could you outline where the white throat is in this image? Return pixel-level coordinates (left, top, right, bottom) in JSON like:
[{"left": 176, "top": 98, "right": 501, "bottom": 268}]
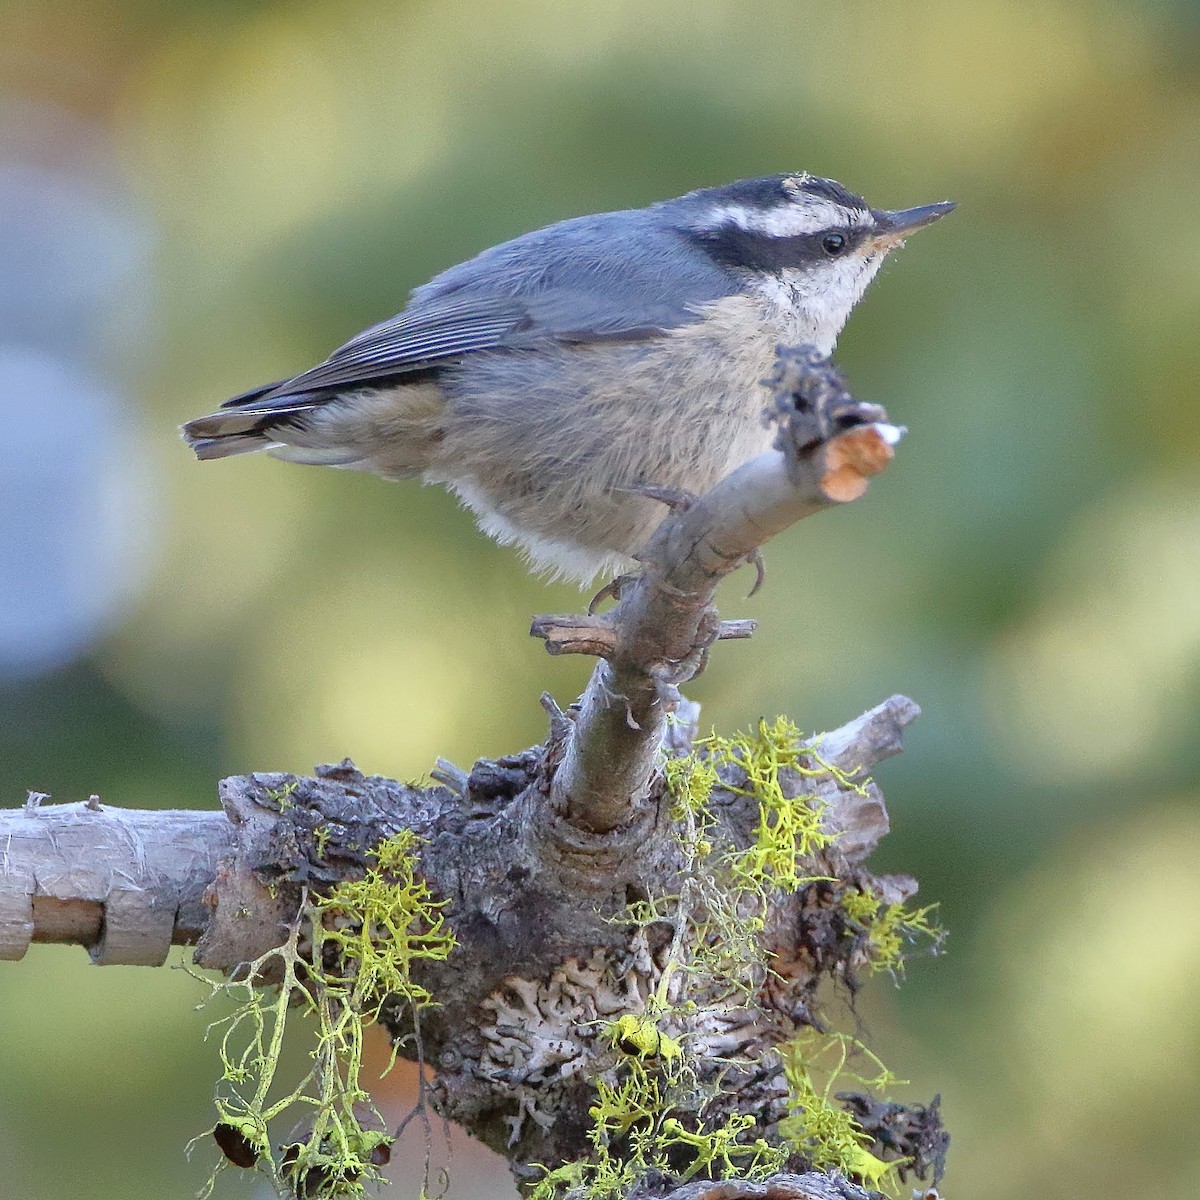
[{"left": 748, "top": 254, "right": 886, "bottom": 356}]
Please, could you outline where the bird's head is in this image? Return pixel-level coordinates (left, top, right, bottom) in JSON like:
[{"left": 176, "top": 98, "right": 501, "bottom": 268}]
[{"left": 669, "top": 173, "right": 955, "bottom": 349}]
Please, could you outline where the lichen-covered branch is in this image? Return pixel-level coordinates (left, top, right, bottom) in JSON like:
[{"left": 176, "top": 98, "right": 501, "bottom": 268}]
[
  {"left": 0, "top": 696, "right": 917, "bottom": 970},
  {"left": 530, "top": 348, "right": 903, "bottom": 840},
  {"left": 179, "top": 694, "right": 938, "bottom": 1196},
  {"left": 2, "top": 694, "right": 942, "bottom": 1199}
]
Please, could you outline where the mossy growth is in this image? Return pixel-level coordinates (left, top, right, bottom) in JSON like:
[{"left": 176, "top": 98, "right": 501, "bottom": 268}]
[
  {"left": 841, "top": 885, "right": 945, "bottom": 978},
  {"left": 528, "top": 1055, "right": 788, "bottom": 1200},
  {"left": 532, "top": 716, "right": 938, "bottom": 1200},
  {"left": 538, "top": 1023, "right": 911, "bottom": 1200},
  {"left": 604, "top": 1013, "right": 684, "bottom": 1062},
  {"left": 778, "top": 1029, "right": 905, "bottom": 1190},
  {"left": 194, "top": 828, "right": 455, "bottom": 1200},
  {"left": 653, "top": 717, "right": 857, "bottom": 1005}
]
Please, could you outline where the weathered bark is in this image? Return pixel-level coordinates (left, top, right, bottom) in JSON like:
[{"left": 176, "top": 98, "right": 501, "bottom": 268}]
[
  {"left": 184, "top": 694, "right": 921, "bottom": 1175},
  {"left": 654, "top": 1173, "right": 872, "bottom": 1200},
  {"left": 0, "top": 695, "right": 928, "bottom": 1181}
]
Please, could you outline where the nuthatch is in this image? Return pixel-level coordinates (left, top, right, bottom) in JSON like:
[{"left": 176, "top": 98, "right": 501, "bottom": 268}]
[{"left": 184, "top": 175, "right": 953, "bottom": 582}]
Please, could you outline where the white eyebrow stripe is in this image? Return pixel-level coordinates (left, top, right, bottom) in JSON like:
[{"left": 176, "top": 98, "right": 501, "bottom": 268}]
[{"left": 698, "top": 199, "right": 871, "bottom": 238}]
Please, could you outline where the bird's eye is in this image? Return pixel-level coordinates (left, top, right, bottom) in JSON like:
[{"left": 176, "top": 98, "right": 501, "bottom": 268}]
[{"left": 822, "top": 231, "right": 848, "bottom": 255}]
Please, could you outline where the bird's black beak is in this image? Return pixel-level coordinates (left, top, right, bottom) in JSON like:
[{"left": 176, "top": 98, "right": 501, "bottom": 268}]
[{"left": 869, "top": 201, "right": 957, "bottom": 248}]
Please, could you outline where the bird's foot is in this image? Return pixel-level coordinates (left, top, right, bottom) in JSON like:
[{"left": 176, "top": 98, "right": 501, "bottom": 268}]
[
  {"left": 650, "top": 604, "right": 723, "bottom": 708},
  {"left": 633, "top": 483, "right": 699, "bottom": 513}
]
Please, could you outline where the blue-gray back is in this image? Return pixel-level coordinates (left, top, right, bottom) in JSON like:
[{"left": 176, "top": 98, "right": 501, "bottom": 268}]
[{"left": 239, "top": 207, "right": 738, "bottom": 406}]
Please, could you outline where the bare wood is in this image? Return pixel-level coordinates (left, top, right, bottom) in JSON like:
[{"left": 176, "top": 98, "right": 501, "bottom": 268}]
[
  {"left": 533, "top": 348, "right": 903, "bottom": 836},
  {"left": 810, "top": 693, "right": 922, "bottom": 863},
  {"left": 818, "top": 693, "right": 923, "bottom": 773},
  {"left": 0, "top": 799, "right": 232, "bottom": 964}
]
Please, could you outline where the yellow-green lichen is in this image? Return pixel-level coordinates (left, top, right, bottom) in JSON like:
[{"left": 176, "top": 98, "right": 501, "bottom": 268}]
[
  {"left": 778, "top": 1029, "right": 906, "bottom": 1190},
  {"left": 314, "top": 823, "right": 332, "bottom": 858},
  {"left": 529, "top": 1057, "right": 786, "bottom": 1200},
  {"left": 660, "top": 716, "right": 868, "bottom": 1006},
  {"left": 195, "top": 828, "right": 455, "bottom": 1200},
  {"left": 605, "top": 1013, "right": 683, "bottom": 1062},
  {"left": 309, "top": 830, "right": 455, "bottom": 1017},
  {"left": 532, "top": 717, "right": 924, "bottom": 1200},
  {"left": 264, "top": 780, "right": 300, "bottom": 810},
  {"left": 680, "top": 717, "right": 868, "bottom": 894},
  {"left": 841, "top": 886, "right": 945, "bottom": 978}
]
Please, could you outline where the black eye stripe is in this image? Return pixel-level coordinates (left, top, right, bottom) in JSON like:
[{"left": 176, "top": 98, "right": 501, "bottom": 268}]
[{"left": 687, "top": 223, "right": 864, "bottom": 272}]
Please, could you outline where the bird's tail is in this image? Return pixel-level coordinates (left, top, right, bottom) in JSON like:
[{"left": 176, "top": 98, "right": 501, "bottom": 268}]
[
  {"left": 182, "top": 382, "right": 323, "bottom": 461},
  {"left": 184, "top": 379, "right": 443, "bottom": 473}
]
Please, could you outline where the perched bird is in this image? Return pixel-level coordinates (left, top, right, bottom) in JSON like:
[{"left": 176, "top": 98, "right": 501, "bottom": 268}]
[{"left": 184, "top": 175, "right": 953, "bottom": 582}]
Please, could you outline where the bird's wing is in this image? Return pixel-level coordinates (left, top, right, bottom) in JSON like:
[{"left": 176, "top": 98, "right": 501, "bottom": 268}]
[
  {"left": 227, "top": 212, "right": 734, "bottom": 408},
  {"left": 230, "top": 293, "right": 671, "bottom": 409},
  {"left": 237, "top": 296, "right": 535, "bottom": 404}
]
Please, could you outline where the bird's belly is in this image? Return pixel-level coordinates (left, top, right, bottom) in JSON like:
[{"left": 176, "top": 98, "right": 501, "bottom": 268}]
[{"left": 425, "top": 310, "right": 784, "bottom": 581}]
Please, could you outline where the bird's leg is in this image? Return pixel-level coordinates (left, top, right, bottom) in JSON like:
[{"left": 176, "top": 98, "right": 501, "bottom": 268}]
[
  {"left": 634, "top": 482, "right": 766, "bottom": 597},
  {"left": 536, "top": 479, "right": 760, "bottom": 664}
]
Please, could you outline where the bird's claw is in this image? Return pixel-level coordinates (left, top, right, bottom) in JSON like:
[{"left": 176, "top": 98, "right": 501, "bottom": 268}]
[
  {"left": 649, "top": 605, "right": 722, "bottom": 704},
  {"left": 745, "top": 548, "right": 766, "bottom": 597},
  {"left": 588, "top": 572, "right": 637, "bottom": 616}
]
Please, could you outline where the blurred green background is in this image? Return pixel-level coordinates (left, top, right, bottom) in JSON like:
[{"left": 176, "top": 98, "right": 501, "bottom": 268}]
[{"left": 2, "top": 1, "right": 1199, "bottom": 1197}]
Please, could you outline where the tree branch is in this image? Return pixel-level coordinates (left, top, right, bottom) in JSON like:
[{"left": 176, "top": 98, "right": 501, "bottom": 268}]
[
  {"left": 1, "top": 704, "right": 937, "bottom": 1191},
  {"left": 0, "top": 796, "right": 231, "bottom": 964},
  {"left": 0, "top": 695, "right": 920, "bottom": 972}
]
